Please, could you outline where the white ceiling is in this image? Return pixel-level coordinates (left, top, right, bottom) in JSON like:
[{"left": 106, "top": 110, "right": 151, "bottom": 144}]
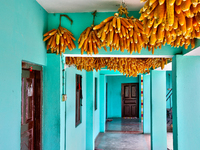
[
  {"left": 155, "top": 62, "right": 172, "bottom": 71},
  {"left": 36, "top": 0, "right": 144, "bottom": 13},
  {"left": 184, "top": 47, "right": 200, "bottom": 56}
]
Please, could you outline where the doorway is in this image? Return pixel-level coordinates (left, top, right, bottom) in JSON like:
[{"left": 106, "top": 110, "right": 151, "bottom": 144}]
[
  {"left": 121, "top": 83, "right": 139, "bottom": 118},
  {"left": 21, "top": 62, "right": 42, "bottom": 150}
]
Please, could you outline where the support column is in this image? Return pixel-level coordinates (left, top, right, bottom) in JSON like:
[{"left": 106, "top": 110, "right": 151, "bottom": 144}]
[
  {"left": 99, "top": 75, "right": 106, "bottom": 132},
  {"left": 150, "top": 70, "right": 167, "bottom": 150},
  {"left": 143, "top": 74, "right": 151, "bottom": 134},
  {"left": 86, "top": 71, "right": 94, "bottom": 150},
  {"left": 172, "top": 55, "right": 200, "bottom": 150},
  {"left": 43, "top": 54, "right": 62, "bottom": 150}
]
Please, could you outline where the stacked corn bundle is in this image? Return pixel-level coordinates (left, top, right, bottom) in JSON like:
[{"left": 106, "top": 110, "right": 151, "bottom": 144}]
[
  {"left": 65, "top": 57, "right": 172, "bottom": 77},
  {"left": 139, "top": 0, "right": 200, "bottom": 51},
  {"left": 43, "top": 26, "right": 76, "bottom": 55},
  {"left": 78, "top": 27, "right": 101, "bottom": 55},
  {"left": 93, "top": 12, "right": 148, "bottom": 54},
  {"left": 78, "top": 11, "right": 102, "bottom": 55}
]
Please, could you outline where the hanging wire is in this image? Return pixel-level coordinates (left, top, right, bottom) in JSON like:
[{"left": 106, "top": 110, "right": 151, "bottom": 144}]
[
  {"left": 59, "top": 14, "right": 73, "bottom": 26},
  {"left": 92, "top": 10, "right": 97, "bottom": 27},
  {"left": 118, "top": 0, "right": 130, "bottom": 18}
]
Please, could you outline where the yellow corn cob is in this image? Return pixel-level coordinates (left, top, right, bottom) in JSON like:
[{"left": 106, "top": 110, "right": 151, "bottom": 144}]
[
  {"left": 181, "top": 0, "right": 191, "bottom": 12},
  {"left": 166, "top": 0, "right": 174, "bottom": 26}
]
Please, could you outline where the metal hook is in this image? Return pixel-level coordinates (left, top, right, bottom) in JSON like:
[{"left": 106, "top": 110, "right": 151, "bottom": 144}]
[{"left": 59, "top": 14, "right": 73, "bottom": 26}]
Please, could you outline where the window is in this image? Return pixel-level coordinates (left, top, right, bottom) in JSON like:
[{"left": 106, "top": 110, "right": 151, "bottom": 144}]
[
  {"left": 95, "top": 77, "right": 97, "bottom": 110},
  {"left": 76, "top": 74, "right": 82, "bottom": 126}
]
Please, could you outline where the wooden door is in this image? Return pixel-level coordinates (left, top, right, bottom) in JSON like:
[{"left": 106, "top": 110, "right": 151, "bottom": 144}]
[
  {"left": 121, "top": 83, "right": 139, "bottom": 118},
  {"left": 21, "top": 67, "right": 42, "bottom": 150}
]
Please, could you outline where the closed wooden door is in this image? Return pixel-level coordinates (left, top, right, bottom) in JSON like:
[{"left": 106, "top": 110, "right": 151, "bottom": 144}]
[
  {"left": 21, "top": 68, "right": 41, "bottom": 150},
  {"left": 121, "top": 83, "right": 139, "bottom": 117}
]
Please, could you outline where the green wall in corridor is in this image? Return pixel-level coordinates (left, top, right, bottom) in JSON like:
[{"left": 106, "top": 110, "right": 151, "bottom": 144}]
[
  {"left": 172, "top": 55, "right": 200, "bottom": 150},
  {"left": 107, "top": 75, "right": 139, "bottom": 118},
  {"left": 0, "top": 0, "right": 47, "bottom": 149},
  {"left": 65, "top": 67, "right": 87, "bottom": 150}
]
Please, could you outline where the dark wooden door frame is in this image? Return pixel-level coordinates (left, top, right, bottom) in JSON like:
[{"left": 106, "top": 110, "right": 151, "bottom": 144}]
[
  {"left": 21, "top": 61, "right": 42, "bottom": 150},
  {"left": 121, "top": 83, "right": 139, "bottom": 118}
]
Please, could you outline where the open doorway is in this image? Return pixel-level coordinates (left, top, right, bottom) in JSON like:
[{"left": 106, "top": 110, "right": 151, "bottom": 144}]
[
  {"left": 21, "top": 62, "right": 42, "bottom": 150},
  {"left": 105, "top": 80, "right": 142, "bottom": 134}
]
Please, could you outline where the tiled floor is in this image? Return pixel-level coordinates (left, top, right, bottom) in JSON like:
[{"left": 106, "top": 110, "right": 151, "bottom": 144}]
[
  {"left": 95, "top": 132, "right": 149, "bottom": 150},
  {"left": 95, "top": 118, "right": 173, "bottom": 150},
  {"left": 106, "top": 118, "right": 142, "bottom": 133}
]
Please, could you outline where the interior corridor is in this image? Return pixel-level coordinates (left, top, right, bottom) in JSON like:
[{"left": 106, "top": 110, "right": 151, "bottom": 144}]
[{"left": 95, "top": 118, "right": 173, "bottom": 150}]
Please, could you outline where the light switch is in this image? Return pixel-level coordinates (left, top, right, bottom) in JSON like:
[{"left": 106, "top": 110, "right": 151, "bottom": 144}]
[{"left": 62, "top": 94, "right": 67, "bottom": 101}]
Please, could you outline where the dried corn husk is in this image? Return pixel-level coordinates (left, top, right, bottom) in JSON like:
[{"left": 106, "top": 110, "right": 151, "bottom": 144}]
[
  {"left": 65, "top": 57, "right": 172, "bottom": 77},
  {"left": 140, "top": 0, "right": 200, "bottom": 50},
  {"left": 43, "top": 26, "right": 76, "bottom": 55}
]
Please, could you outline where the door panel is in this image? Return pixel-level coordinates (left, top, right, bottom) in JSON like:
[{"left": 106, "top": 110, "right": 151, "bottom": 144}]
[
  {"left": 122, "top": 83, "right": 139, "bottom": 118},
  {"left": 21, "top": 68, "right": 42, "bottom": 150},
  {"left": 131, "top": 85, "right": 137, "bottom": 98},
  {"left": 124, "top": 106, "right": 130, "bottom": 116},
  {"left": 124, "top": 86, "right": 129, "bottom": 98},
  {"left": 21, "top": 70, "right": 34, "bottom": 150},
  {"left": 131, "top": 105, "right": 136, "bottom": 116}
]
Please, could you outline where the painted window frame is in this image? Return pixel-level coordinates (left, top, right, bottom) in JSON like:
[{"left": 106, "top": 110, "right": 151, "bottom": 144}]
[
  {"left": 94, "top": 77, "right": 97, "bottom": 110},
  {"left": 75, "top": 74, "right": 82, "bottom": 127}
]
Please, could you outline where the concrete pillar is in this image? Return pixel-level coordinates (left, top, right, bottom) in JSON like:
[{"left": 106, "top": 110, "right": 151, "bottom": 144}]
[
  {"left": 143, "top": 74, "right": 151, "bottom": 134},
  {"left": 150, "top": 70, "right": 167, "bottom": 150},
  {"left": 99, "top": 75, "right": 106, "bottom": 132},
  {"left": 86, "top": 71, "right": 94, "bottom": 150},
  {"left": 172, "top": 55, "right": 200, "bottom": 150},
  {"left": 43, "top": 54, "right": 62, "bottom": 150}
]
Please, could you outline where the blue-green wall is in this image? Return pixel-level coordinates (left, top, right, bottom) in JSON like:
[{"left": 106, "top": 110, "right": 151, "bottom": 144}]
[
  {"left": 143, "top": 75, "right": 150, "bottom": 134},
  {"left": 48, "top": 12, "right": 182, "bottom": 56},
  {"left": 64, "top": 68, "right": 100, "bottom": 150},
  {"left": 65, "top": 67, "right": 87, "bottom": 150},
  {"left": 43, "top": 55, "right": 62, "bottom": 150},
  {"left": 107, "top": 75, "right": 139, "bottom": 118},
  {"left": 99, "top": 75, "right": 107, "bottom": 132},
  {"left": 94, "top": 71, "right": 100, "bottom": 140},
  {"left": 172, "top": 55, "right": 200, "bottom": 150},
  {"left": 0, "top": 0, "right": 47, "bottom": 149},
  {"left": 150, "top": 71, "right": 167, "bottom": 150}
]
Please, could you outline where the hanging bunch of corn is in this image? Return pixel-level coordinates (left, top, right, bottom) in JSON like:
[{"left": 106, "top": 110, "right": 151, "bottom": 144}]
[
  {"left": 43, "top": 15, "right": 76, "bottom": 55},
  {"left": 78, "top": 11, "right": 102, "bottom": 55},
  {"left": 65, "top": 57, "right": 172, "bottom": 77},
  {"left": 139, "top": 0, "right": 200, "bottom": 50},
  {"left": 93, "top": 5, "right": 147, "bottom": 54}
]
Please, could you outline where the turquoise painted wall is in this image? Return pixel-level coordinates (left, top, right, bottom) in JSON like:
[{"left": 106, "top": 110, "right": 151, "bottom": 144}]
[
  {"left": 166, "top": 71, "right": 172, "bottom": 109},
  {"left": 150, "top": 71, "right": 167, "bottom": 150},
  {"left": 143, "top": 75, "right": 151, "bottom": 134},
  {"left": 65, "top": 66, "right": 86, "bottom": 150},
  {"left": 86, "top": 71, "right": 95, "bottom": 150},
  {"left": 48, "top": 12, "right": 182, "bottom": 56},
  {"left": 172, "top": 55, "right": 200, "bottom": 150},
  {"left": 43, "top": 54, "right": 62, "bottom": 150},
  {"left": 107, "top": 75, "right": 139, "bottom": 118},
  {"left": 99, "top": 75, "right": 107, "bottom": 132},
  {"left": 94, "top": 71, "right": 100, "bottom": 140},
  {"left": 0, "top": 0, "right": 47, "bottom": 149}
]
